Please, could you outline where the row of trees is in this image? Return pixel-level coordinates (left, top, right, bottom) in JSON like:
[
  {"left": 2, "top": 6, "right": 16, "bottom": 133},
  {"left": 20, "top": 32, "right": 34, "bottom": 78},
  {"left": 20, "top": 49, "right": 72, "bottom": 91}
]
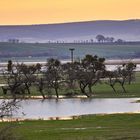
[
  {"left": 1, "top": 55, "right": 136, "bottom": 99},
  {"left": 8, "top": 39, "right": 20, "bottom": 44},
  {"left": 95, "top": 35, "right": 124, "bottom": 43},
  {"left": 47, "top": 35, "right": 124, "bottom": 44},
  {"left": 6, "top": 35, "right": 124, "bottom": 44}
]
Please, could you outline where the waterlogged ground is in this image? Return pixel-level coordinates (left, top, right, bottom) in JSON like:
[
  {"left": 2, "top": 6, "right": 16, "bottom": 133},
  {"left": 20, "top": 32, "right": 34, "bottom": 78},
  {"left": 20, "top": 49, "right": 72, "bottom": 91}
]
[{"left": 0, "top": 98, "right": 139, "bottom": 120}]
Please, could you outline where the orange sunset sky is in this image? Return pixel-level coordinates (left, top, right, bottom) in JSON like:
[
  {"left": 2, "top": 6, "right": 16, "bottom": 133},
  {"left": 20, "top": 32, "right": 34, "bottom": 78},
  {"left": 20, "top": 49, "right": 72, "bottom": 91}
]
[{"left": 0, "top": 0, "right": 140, "bottom": 25}]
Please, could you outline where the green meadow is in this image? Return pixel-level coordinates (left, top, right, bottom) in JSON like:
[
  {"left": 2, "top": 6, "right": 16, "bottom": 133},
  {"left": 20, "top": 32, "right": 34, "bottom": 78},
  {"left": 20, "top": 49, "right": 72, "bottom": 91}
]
[{"left": 1, "top": 114, "right": 140, "bottom": 140}]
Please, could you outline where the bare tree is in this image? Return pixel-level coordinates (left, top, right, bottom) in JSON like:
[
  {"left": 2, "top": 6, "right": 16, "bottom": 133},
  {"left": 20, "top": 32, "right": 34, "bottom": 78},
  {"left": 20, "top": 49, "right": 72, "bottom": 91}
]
[
  {"left": 103, "top": 62, "right": 136, "bottom": 93},
  {"left": 0, "top": 100, "right": 20, "bottom": 119},
  {"left": 0, "top": 100, "right": 22, "bottom": 140},
  {"left": 64, "top": 55, "right": 105, "bottom": 97},
  {"left": 37, "top": 58, "right": 62, "bottom": 99},
  {"left": 2, "top": 61, "right": 41, "bottom": 100},
  {"left": 123, "top": 62, "right": 136, "bottom": 84}
]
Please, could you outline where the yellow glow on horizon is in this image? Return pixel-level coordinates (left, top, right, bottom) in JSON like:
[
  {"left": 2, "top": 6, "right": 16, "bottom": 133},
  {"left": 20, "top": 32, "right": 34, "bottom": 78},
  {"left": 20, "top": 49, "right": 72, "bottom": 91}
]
[{"left": 0, "top": 0, "right": 140, "bottom": 25}]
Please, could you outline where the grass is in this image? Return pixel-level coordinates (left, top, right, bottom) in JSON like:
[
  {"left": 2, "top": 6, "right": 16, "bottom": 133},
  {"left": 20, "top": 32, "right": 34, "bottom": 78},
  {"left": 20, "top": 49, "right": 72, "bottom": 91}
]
[
  {"left": 92, "top": 82, "right": 140, "bottom": 98},
  {"left": 1, "top": 114, "right": 140, "bottom": 140},
  {"left": 0, "top": 72, "right": 140, "bottom": 98},
  {"left": 0, "top": 82, "right": 140, "bottom": 99}
]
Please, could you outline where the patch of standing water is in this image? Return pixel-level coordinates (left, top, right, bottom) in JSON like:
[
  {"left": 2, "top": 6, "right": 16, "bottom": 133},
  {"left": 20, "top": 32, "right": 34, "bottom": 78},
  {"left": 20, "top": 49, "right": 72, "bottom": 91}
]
[{"left": 1, "top": 98, "right": 139, "bottom": 120}]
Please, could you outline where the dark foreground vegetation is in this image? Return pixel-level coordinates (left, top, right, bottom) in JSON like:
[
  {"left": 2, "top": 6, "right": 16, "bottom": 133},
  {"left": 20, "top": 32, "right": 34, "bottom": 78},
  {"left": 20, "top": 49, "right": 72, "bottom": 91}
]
[
  {"left": 1, "top": 114, "right": 140, "bottom": 140},
  {"left": 0, "top": 54, "right": 137, "bottom": 99}
]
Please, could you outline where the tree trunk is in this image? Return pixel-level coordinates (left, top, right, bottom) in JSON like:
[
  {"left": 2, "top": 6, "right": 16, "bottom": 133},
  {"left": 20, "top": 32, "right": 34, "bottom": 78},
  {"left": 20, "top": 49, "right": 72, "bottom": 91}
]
[
  {"left": 110, "top": 84, "right": 117, "bottom": 93},
  {"left": 121, "top": 84, "right": 126, "bottom": 93},
  {"left": 55, "top": 88, "right": 59, "bottom": 99},
  {"left": 25, "top": 83, "right": 31, "bottom": 94},
  {"left": 79, "top": 83, "right": 90, "bottom": 98},
  {"left": 119, "top": 80, "right": 126, "bottom": 93},
  {"left": 40, "top": 91, "right": 46, "bottom": 99},
  {"left": 88, "top": 85, "right": 92, "bottom": 93},
  {"left": 39, "top": 86, "right": 46, "bottom": 99},
  {"left": 89, "top": 79, "right": 98, "bottom": 94}
]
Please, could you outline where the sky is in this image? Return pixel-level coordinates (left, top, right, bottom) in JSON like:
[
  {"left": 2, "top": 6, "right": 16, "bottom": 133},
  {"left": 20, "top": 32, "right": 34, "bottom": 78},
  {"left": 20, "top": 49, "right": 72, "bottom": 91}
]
[{"left": 0, "top": 0, "right": 140, "bottom": 25}]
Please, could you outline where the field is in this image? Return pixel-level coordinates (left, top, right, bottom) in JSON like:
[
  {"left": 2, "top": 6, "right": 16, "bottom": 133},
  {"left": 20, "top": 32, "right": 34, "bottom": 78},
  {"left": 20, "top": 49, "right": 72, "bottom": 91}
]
[
  {"left": 1, "top": 114, "right": 140, "bottom": 140},
  {"left": 0, "top": 42, "right": 140, "bottom": 62}
]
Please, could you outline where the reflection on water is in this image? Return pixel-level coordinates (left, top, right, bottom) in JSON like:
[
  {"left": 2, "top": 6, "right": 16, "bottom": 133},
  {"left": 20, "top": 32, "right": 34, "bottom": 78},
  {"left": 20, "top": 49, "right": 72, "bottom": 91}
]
[{"left": 1, "top": 98, "right": 140, "bottom": 119}]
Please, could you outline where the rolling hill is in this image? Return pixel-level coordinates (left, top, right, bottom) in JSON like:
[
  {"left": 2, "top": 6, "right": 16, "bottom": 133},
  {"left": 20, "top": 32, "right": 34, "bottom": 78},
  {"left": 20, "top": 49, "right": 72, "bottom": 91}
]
[{"left": 0, "top": 20, "right": 140, "bottom": 42}]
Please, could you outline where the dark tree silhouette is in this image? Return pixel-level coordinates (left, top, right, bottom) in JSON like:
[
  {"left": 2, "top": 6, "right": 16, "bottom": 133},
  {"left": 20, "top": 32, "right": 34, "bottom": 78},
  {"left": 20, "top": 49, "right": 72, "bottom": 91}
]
[
  {"left": 40, "top": 58, "right": 62, "bottom": 99},
  {"left": 96, "top": 35, "right": 105, "bottom": 43},
  {"left": 105, "top": 37, "right": 115, "bottom": 43},
  {"left": 2, "top": 61, "right": 40, "bottom": 100},
  {"left": 123, "top": 62, "right": 136, "bottom": 84},
  {"left": 7, "top": 60, "right": 13, "bottom": 72},
  {"left": 103, "top": 62, "right": 136, "bottom": 93}
]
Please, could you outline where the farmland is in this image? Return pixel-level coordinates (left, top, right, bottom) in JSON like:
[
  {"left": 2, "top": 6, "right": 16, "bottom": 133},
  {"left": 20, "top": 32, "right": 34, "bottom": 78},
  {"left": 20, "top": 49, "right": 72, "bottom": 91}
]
[{"left": 0, "top": 42, "right": 140, "bottom": 62}]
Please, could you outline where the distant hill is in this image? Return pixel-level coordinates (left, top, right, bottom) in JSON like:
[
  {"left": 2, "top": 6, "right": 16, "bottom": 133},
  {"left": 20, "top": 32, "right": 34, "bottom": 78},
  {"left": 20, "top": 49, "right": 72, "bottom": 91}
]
[{"left": 0, "top": 20, "right": 140, "bottom": 42}]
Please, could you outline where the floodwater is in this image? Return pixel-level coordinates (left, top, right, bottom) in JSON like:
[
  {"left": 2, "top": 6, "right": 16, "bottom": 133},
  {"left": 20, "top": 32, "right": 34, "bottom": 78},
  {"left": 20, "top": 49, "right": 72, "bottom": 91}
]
[{"left": 3, "top": 98, "right": 140, "bottom": 119}]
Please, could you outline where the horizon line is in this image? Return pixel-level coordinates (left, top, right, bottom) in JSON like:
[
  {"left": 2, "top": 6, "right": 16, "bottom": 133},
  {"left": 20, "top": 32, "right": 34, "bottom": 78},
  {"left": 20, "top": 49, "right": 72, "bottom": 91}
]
[{"left": 0, "top": 19, "right": 139, "bottom": 26}]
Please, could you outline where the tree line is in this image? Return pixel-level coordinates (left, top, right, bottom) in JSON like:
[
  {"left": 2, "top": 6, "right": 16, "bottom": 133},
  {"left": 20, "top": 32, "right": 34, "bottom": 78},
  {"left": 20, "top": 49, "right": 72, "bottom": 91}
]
[
  {"left": 1, "top": 55, "right": 136, "bottom": 100},
  {"left": 47, "top": 35, "right": 124, "bottom": 44},
  {"left": 95, "top": 35, "right": 124, "bottom": 43}
]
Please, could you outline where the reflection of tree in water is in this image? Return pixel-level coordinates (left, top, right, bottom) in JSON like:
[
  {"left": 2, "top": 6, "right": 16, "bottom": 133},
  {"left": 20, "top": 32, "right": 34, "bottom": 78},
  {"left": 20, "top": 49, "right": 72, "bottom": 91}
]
[{"left": 80, "top": 98, "right": 93, "bottom": 103}]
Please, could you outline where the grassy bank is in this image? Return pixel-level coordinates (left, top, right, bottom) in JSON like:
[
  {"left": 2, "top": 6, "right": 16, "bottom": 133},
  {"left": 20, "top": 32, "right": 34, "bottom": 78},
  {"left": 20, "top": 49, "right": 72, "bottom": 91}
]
[{"left": 1, "top": 114, "right": 140, "bottom": 140}]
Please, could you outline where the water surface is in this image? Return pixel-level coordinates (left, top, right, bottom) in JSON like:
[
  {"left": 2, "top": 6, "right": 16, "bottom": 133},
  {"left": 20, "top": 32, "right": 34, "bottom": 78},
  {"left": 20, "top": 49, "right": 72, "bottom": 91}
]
[{"left": 8, "top": 98, "right": 140, "bottom": 119}]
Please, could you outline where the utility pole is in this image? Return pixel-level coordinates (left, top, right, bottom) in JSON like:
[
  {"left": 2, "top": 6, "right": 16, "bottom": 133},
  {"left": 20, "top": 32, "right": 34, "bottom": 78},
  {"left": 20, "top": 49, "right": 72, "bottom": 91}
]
[{"left": 69, "top": 48, "right": 75, "bottom": 63}]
